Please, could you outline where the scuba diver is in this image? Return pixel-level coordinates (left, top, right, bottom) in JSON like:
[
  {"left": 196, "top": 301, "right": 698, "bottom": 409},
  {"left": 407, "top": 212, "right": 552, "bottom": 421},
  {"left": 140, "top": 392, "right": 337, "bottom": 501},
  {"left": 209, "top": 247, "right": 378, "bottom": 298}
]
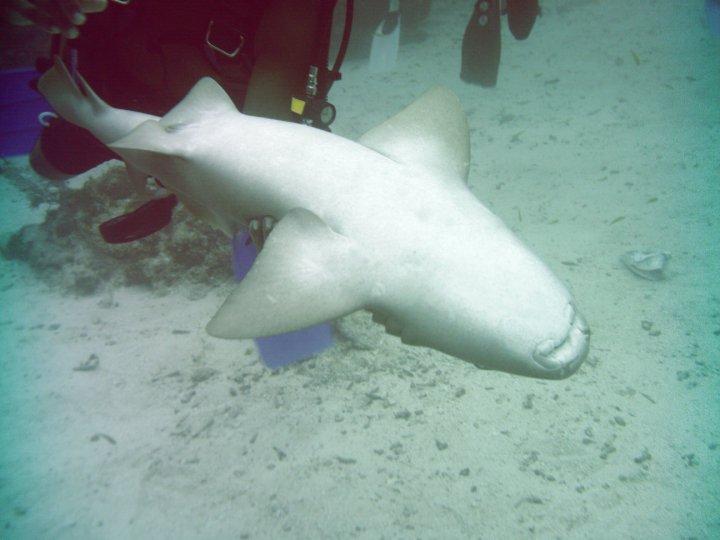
[{"left": 5, "top": 0, "right": 351, "bottom": 243}]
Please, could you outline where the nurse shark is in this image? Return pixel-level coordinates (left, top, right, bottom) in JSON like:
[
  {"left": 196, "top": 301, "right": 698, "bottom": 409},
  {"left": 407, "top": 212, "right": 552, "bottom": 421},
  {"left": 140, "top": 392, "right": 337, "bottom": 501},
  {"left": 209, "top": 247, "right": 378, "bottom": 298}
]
[{"left": 38, "top": 58, "right": 589, "bottom": 379}]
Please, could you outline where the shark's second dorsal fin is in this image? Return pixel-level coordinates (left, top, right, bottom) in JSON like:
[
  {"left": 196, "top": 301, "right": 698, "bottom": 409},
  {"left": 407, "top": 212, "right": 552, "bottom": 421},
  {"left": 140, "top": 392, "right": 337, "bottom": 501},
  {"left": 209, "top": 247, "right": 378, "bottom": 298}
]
[
  {"left": 206, "top": 208, "right": 370, "bottom": 340},
  {"left": 160, "top": 77, "right": 238, "bottom": 127},
  {"left": 359, "top": 86, "right": 471, "bottom": 183}
]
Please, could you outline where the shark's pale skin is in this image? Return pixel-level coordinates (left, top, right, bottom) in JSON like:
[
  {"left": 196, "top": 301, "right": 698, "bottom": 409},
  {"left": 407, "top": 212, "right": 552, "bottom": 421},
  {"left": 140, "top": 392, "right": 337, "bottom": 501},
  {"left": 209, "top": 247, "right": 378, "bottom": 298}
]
[{"left": 39, "top": 58, "right": 589, "bottom": 379}]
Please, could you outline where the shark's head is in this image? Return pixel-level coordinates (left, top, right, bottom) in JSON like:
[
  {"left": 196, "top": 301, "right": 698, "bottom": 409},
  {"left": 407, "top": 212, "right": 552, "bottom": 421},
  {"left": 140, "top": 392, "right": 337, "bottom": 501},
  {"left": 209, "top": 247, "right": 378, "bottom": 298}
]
[
  {"left": 456, "top": 248, "right": 590, "bottom": 380},
  {"left": 390, "top": 223, "right": 590, "bottom": 380},
  {"left": 352, "top": 86, "right": 589, "bottom": 379},
  {"left": 417, "top": 288, "right": 589, "bottom": 380}
]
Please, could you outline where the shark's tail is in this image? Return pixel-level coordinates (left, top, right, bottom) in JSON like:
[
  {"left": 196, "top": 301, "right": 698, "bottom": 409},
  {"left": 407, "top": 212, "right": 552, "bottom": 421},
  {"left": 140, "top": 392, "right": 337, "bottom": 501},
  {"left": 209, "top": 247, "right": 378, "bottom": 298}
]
[
  {"left": 37, "top": 57, "right": 109, "bottom": 133},
  {"left": 37, "top": 57, "right": 156, "bottom": 144}
]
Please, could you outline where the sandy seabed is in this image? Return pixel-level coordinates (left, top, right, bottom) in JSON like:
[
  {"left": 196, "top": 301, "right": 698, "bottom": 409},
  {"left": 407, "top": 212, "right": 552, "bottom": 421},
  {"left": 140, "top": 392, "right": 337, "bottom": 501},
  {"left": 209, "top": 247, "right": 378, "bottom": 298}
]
[{"left": 1, "top": 1, "right": 719, "bottom": 538}]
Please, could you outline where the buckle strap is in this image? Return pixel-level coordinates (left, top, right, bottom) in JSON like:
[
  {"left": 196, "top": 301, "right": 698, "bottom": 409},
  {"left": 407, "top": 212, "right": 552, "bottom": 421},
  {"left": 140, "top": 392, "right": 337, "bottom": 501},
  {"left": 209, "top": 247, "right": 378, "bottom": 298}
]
[{"left": 205, "top": 19, "right": 245, "bottom": 58}]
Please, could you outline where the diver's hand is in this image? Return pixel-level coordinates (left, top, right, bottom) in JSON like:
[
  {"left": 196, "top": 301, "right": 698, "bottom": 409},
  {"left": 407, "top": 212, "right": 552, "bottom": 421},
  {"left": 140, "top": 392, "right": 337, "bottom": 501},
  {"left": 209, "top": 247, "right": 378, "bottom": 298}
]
[{"left": 3, "top": 0, "right": 108, "bottom": 39}]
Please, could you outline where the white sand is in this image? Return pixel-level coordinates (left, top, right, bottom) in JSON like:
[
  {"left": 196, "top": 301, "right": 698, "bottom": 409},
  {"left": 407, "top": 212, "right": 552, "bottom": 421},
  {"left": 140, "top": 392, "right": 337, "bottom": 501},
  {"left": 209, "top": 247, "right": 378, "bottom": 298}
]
[{"left": 1, "top": 0, "right": 718, "bottom": 538}]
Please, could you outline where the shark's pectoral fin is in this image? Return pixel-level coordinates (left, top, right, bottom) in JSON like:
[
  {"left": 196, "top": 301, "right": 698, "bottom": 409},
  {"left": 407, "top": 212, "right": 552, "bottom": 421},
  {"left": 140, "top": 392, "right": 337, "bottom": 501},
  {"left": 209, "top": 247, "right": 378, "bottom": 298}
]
[
  {"left": 38, "top": 57, "right": 157, "bottom": 144},
  {"left": 207, "top": 208, "right": 369, "bottom": 340},
  {"left": 359, "top": 86, "right": 471, "bottom": 183}
]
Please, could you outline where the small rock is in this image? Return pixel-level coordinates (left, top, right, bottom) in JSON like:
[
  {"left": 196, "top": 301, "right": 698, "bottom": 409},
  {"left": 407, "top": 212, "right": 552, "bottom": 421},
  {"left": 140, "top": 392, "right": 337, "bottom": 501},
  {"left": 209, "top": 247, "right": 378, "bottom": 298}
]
[
  {"left": 522, "top": 394, "right": 534, "bottom": 409},
  {"left": 191, "top": 367, "right": 218, "bottom": 384},
  {"left": 74, "top": 354, "right": 99, "bottom": 371},
  {"left": 389, "top": 442, "right": 404, "bottom": 455},
  {"left": 90, "top": 433, "right": 116, "bottom": 445},
  {"left": 600, "top": 442, "right": 616, "bottom": 460},
  {"left": 633, "top": 448, "right": 651, "bottom": 464}
]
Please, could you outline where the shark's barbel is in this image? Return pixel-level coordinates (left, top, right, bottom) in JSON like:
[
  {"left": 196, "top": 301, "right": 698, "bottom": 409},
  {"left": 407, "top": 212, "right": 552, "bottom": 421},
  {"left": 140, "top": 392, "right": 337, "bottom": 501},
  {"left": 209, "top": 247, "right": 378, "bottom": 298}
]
[{"left": 39, "top": 58, "right": 589, "bottom": 379}]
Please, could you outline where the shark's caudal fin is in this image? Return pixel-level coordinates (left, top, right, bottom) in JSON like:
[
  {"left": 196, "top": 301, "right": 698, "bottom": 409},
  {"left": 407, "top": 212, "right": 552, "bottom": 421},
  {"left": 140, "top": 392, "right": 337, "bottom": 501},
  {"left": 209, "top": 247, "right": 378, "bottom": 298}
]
[
  {"left": 36, "top": 57, "right": 107, "bottom": 129},
  {"left": 207, "top": 208, "right": 369, "bottom": 339},
  {"left": 359, "top": 86, "right": 470, "bottom": 183},
  {"left": 37, "top": 57, "right": 156, "bottom": 144}
]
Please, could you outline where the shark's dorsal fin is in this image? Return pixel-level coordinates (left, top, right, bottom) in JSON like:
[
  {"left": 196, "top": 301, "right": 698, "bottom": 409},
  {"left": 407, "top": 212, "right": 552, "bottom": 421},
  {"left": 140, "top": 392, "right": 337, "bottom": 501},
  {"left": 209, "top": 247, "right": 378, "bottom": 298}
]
[
  {"left": 206, "top": 208, "right": 370, "bottom": 339},
  {"left": 359, "top": 86, "right": 471, "bottom": 183},
  {"left": 161, "top": 77, "right": 238, "bottom": 127}
]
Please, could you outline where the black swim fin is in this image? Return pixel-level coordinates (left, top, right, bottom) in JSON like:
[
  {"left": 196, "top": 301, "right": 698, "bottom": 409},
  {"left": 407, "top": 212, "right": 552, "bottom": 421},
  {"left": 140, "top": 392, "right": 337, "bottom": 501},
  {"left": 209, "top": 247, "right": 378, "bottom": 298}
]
[
  {"left": 99, "top": 195, "right": 178, "bottom": 244},
  {"left": 461, "top": 0, "right": 501, "bottom": 87}
]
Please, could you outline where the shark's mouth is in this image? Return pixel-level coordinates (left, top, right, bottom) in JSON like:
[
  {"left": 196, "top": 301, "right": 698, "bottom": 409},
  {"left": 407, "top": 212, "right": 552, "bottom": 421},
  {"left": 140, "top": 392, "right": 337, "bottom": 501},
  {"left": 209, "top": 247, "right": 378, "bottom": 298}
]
[{"left": 532, "top": 304, "right": 590, "bottom": 378}]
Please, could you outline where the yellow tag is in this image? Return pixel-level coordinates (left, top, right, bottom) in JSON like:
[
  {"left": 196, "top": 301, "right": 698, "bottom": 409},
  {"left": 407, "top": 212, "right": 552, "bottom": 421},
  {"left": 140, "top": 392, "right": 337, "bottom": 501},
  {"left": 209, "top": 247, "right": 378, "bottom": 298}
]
[{"left": 290, "top": 97, "right": 306, "bottom": 115}]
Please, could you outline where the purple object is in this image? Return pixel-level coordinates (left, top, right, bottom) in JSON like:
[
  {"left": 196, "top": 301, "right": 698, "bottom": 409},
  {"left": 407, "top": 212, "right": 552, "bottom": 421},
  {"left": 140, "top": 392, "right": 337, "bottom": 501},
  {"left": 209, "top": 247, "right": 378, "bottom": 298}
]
[
  {"left": 232, "top": 232, "right": 334, "bottom": 369},
  {"left": 0, "top": 68, "right": 49, "bottom": 157}
]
